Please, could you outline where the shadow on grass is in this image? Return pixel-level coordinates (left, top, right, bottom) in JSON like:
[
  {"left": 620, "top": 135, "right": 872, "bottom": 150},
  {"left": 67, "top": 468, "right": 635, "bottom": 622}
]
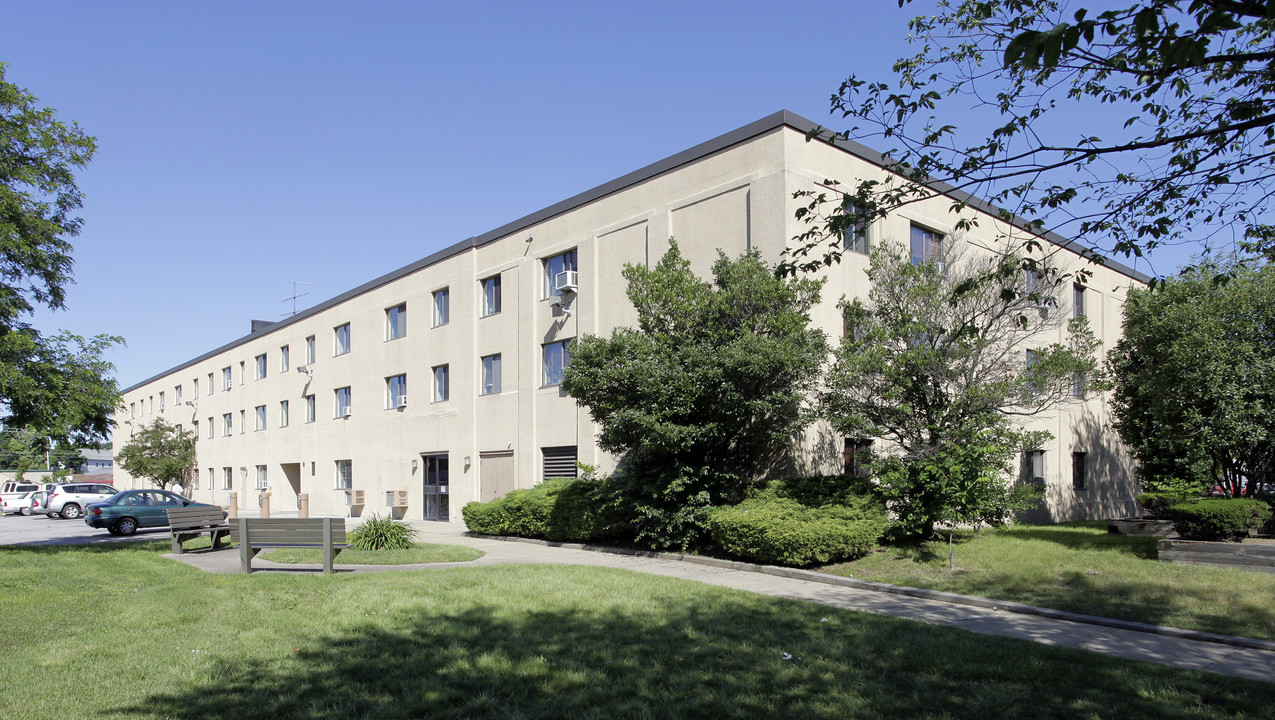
[
  {"left": 995, "top": 525, "right": 1159, "bottom": 560},
  {"left": 107, "top": 590, "right": 1275, "bottom": 720},
  {"left": 0, "top": 537, "right": 175, "bottom": 554}
]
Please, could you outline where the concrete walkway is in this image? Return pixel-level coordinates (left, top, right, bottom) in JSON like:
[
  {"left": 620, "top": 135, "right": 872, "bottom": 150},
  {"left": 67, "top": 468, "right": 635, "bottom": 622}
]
[{"left": 166, "top": 518, "right": 1275, "bottom": 684}]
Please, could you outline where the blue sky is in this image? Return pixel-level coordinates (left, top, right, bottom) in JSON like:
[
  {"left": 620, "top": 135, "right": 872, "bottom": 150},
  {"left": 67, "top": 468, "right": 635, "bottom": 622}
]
[{"left": 4, "top": 0, "right": 1194, "bottom": 391}]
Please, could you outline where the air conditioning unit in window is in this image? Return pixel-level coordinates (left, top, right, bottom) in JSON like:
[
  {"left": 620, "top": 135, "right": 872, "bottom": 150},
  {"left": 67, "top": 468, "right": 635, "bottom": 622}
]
[
  {"left": 344, "top": 489, "right": 365, "bottom": 506},
  {"left": 339, "top": 407, "right": 352, "bottom": 418},
  {"left": 396, "top": 395, "right": 408, "bottom": 408},
  {"left": 553, "top": 270, "right": 578, "bottom": 293},
  {"left": 386, "top": 490, "right": 409, "bottom": 508}
]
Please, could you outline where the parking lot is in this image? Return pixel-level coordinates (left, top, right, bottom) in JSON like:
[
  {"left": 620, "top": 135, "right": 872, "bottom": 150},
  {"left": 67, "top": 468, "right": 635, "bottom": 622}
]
[{"left": 0, "top": 511, "right": 170, "bottom": 546}]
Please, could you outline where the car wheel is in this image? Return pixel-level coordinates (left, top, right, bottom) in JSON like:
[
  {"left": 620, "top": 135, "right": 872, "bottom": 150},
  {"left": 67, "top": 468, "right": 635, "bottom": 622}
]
[
  {"left": 114, "top": 517, "right": 138, "bottom": 536},
  {"left": 20, "top": 507, "right": 30, "bottom": 516},
  {"left": 60, "top": 504, "right": 82, "bottom": 520}
]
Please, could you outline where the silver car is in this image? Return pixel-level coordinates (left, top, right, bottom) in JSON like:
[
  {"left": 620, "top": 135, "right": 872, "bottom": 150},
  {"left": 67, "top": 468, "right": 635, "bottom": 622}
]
[{"left": 44, "top": 483, "right": 117, "bottom": 520}]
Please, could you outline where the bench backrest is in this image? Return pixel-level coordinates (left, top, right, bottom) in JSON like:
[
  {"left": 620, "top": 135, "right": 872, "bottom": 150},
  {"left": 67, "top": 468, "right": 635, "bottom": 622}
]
[
  {"left": 228, "top": 517, "right": 347, "bottom": 546},
  {"left": 165, "top": 506, "right": 227, "bottom": 529}
]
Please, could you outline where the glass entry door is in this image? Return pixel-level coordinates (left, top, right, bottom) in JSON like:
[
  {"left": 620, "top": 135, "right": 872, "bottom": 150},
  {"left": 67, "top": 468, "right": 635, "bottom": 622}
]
[{"left": 422, "top": 454, "right": 449, "bottom": 521}]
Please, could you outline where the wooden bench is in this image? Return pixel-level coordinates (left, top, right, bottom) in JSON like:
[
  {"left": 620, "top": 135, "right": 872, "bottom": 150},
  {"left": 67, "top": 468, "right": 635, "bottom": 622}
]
[
  {"left": 165, "top": 506, "right": 230, "bottom": 554},
  {"left": 228, "top": 517, "right": 347, "bottom": 573}
]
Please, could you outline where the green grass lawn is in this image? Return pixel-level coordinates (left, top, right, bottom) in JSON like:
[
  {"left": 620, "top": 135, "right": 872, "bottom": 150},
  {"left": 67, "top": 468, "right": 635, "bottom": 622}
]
[
  {"left": 824, "top": 522, "right": 1275, "bottom": 640},
  {"left": 259, "top": 542, "right": 485, "bottom": 565},
  {"left": 2, "top": 541, "right": 1274, "bottom": 719}
]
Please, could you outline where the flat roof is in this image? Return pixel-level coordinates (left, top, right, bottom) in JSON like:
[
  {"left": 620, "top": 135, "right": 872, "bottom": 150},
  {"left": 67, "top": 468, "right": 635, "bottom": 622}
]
[{"left": 123, "top": 110, "right": 1149, "bottom": 393}]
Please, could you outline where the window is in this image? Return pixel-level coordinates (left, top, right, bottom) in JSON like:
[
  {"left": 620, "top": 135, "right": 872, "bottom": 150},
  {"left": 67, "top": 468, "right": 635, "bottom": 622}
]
[
  {"left": 1073, "top": 371, "right": 1087, "bottom": 400},
  {"left": 176, "top": 423, "right": 182, "bottom": 434},
  {"left": 481, "top": 275, "right": 501, "bottom": 317},
  {"left": 386, "top": 304, "right": 407, "bottom": 340},
  {"left": 1024, "top": 450, "right": 1046, "bottom": 484},
  {"left": 280, "top": 400, "right": 289, "bottom": 427},
  {"left": 387, "top": 374, "right": 408, "bottom": 408},
  {"left": 239, "top": 361, "right": 245, "bottom": 385},
  {"left": 207, "top": 417, "right": 214, "bottom": 439},
  {"left": 1072, "top": 451, "right": 1087, "bottom": 491},
  {"left": 191, "top": 471, "right": 199, "bottom": 492},
  {"left": 544, "top": 249, "right": 578, "bottom": 297},
  {"left": 208, "top": 372, "right": 214, "bottom": 394},
  {"left": 130, "top": 402, "right": 135, "bottom": 419},
  {"left": 305, "top": 394, "right": 316, "bottom": 423},
  {"left": 175, "top": 386, "right": 182, "bottom": 405},
  {"left": 280, "top": 345, "right": 290, "bottom": 373},
  {"left": 192, "top": 420, "right": 199, "bottom": 439},
  {"left": 1073, "top": 284, "right": 1086, "bottom": 318},
  {"left": 255, "top": 405, "right": 267, "bottom": 431},
  {"left": 433, "top": 288, "right": 450, "bottom": 326},
  {"left": 910, "top": 223, "right": 943, "bottom": 266},
  {"left": 305, "top": 335, "right": 316, "bottom": 364},
  {"left": 334, "top": 323, "right": 351, "bottom": 356},
  {"left": 433, "top": 364, "right": 449, "bottom": 402},
  {"left": 239, "top": 409, "right": 246, "bottom": 434},
  {"left": 222, "top": 367, "right": 232, "bottom": 391},
  {"left": 159, "top": 392, "right": 165, "bottom": 412},
  {"left": 335, "top": 386, "right": 352, "bottom": 417},
  {"left": 335, "top": 459, "right": 352, "bottom": 490},
  {"left": 256, "top": 465, "right": 268, "bottom": 491},
  {"left": 839, "top": 205, "right": 869, "bottom": 255},
  {"left": 222, "top": 467, "right": 233, "bottom": 490},
  {"left": 255, "top": 354, "right": 267, "bottom": 380},
  {"left": 844, "top": 439, "right": 873, "bottom": 478},
  {"left": 207, "top": 468, "right": 214, "bottom": 491},
  {"left": 193, "top": 378, "right": 199, "bottom": 399},
  {"left": 543, "top": 446, "right": 578, "bottom": 479},
  {"left": 542, "top": 339, "right": 572, "bottom": 386},
  {"left": 222, "top": 413, "right": 232, "bottom": 437},
  {"left": 481, "top": 354, "right": 502, "bottom": 395}
]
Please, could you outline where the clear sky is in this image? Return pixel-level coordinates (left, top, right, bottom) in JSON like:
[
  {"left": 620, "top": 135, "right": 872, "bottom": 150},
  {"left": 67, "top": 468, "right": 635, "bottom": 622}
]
[{"left": 4, "top": 0, "right": 1194, "bottom": 393}]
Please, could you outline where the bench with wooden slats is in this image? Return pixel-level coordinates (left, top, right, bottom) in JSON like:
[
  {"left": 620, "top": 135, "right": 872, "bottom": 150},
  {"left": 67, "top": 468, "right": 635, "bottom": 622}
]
[
  {"left": 228, "top": 517, "right": 348, "bottom": 573},
  {"left": 165, "top": 506, "right": 230, "bottom": 554}
]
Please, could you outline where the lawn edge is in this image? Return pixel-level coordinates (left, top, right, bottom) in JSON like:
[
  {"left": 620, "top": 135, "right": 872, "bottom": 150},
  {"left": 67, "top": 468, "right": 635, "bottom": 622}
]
[{"left": 467, "top": 532, "right": 1275, "bottom": 653}]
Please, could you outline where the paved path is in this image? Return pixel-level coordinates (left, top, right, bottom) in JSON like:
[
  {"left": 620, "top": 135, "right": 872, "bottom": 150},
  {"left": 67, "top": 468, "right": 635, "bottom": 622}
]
[{"left": 163, "top": 518, "right": 1275, "bottom": 684}]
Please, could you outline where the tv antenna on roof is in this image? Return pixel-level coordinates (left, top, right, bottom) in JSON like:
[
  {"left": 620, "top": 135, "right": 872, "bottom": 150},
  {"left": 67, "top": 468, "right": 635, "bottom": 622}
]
[{"left": 282, "top": 281, "right": 313, "bottom": 317}]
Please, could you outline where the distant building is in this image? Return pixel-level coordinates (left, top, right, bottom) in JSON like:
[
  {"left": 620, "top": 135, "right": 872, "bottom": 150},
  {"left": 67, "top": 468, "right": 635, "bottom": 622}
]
[{"left": 114, "top": 111, "right": 1144, "bottom": 522}]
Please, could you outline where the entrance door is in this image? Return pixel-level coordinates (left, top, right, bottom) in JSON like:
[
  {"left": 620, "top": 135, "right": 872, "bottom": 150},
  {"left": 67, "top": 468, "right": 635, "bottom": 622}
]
[
  {"left": 479, "top": 450, "right": 515, "bottom": 503},
  {"left": 422, "top": 454, "right": 449, "bottom": 521}
]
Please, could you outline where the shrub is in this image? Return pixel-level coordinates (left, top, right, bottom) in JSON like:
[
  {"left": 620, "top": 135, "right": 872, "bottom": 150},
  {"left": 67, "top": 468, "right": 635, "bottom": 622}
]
[
  {"left": 461, "top": 474, "right": 624, "bottom": 542},
  {"left": 1164, "top": 498, "right": 1273, "bottom": 541},
  {"left": 348, "top": 514, "right": 419, "bottom": 551},
  {"left": 1137, "top": 490, "right": 1195, "bottom": 518},
  {"left": 705, "top": 493, "right": 887, "bottom": 567}
]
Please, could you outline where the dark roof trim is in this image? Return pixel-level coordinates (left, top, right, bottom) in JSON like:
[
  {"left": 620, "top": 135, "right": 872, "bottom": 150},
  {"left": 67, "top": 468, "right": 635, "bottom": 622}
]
[{"left": 124, "top": 110, "right": 1146, "bottom": 392}]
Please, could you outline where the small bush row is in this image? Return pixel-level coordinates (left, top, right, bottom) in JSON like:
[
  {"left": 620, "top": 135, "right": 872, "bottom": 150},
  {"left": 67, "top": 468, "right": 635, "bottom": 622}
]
[
  {"left": 460, "top": 477, "right": 623, "bottom": 542},
  {"left": 1164, "top": 498, "right": 1272, "bottom": 542},
  {"left": 463, "top": 474, "right": 887, "bottom": 567}
]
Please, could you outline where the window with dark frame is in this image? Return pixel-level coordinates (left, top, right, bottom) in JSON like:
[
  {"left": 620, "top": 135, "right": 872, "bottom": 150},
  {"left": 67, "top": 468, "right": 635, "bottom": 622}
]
[{"left": 1072, "top": 451, "right": 1087, "bottom": 491}]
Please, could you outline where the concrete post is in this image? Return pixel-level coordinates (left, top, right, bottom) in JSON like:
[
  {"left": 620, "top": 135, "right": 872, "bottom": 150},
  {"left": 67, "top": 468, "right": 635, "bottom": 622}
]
[
  {"left": 260, "top": 491, "right": 271, "bottom": 518},
  {"left": 298, "top": 493, "right": 309, "bottom": 518},
  {"left": 227, "top": 492, "right": 238, "bottom": 519}
]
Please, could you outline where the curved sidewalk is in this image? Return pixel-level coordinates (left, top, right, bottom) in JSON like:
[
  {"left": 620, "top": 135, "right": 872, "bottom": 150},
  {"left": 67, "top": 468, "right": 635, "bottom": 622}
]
[{"left": 166, "top": 519, "right": 1275, "bottom": 684}]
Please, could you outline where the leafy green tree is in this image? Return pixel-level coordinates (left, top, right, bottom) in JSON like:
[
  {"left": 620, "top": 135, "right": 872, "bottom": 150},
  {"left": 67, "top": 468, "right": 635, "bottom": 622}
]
[
  {"left": 563, "top": 240, "right": 827, "bottom": 550},
  {"left": 1107, "top": 256, "right": 1275, "bottom": 496},
  {"left": 782, "top": 1, "right": 1275, "bottom": 277},
  {"left": 822, "top": 240, "right": 1095, "bottom": 539},
  {"left": 115, "top": 417, "right": 196, "bottom": 491},
  {"left": 0, "top": 63, "right": 121, "bottom": 446}
]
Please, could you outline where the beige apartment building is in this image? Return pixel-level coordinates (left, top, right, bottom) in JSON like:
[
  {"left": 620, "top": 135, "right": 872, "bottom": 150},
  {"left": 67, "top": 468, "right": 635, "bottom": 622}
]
[{"left": 114, "top": 110, "right": 1144, "bottom": 523}]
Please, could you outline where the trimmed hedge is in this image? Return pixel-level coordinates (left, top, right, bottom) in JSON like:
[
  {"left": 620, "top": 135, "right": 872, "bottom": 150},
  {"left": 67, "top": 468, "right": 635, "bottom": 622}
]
[
  {"left": 705, "top": 493, "right": 887, "bottom": 567},
  {"left": 1165, "top": 498, "right": 1272, "bottom": 541},
  {"left": 1137, "top": 491, "right": 1195, "bottom": 518},
  {"left": 461, "top": 477, "right": 623, "bottom": 542}
]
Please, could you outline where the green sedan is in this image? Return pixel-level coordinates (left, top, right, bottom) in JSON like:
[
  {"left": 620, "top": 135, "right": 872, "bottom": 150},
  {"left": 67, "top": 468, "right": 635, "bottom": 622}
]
[{"left": 84, "top": 489, "right": 223, "bottom": 536}]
